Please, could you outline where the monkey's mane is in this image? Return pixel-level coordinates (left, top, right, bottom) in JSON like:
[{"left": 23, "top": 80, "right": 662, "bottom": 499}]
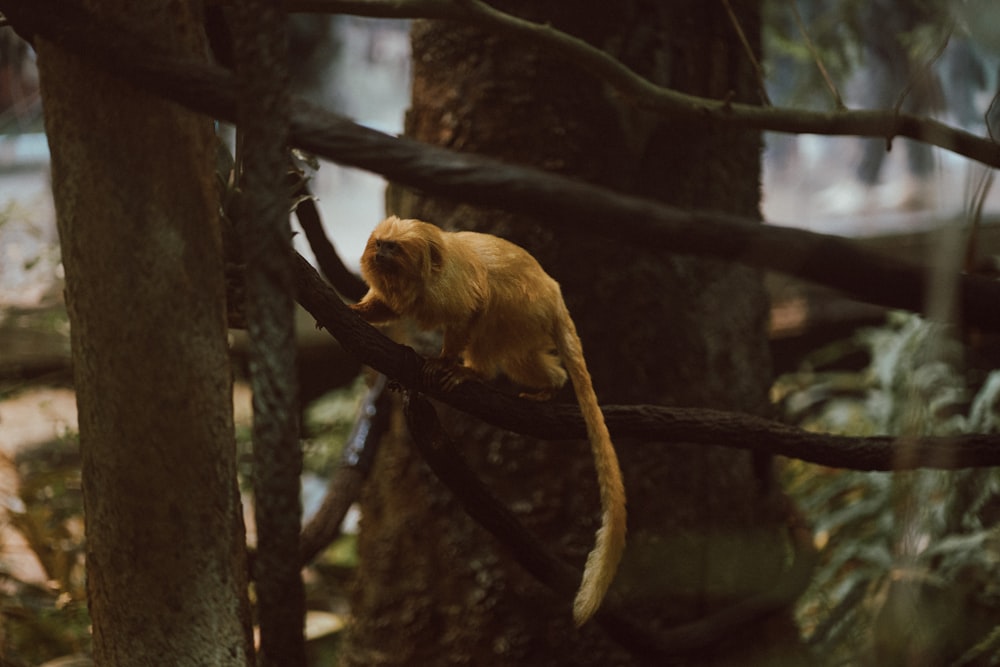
[{"left": 361, "top": 216, "right": 447, "bottom": 311}]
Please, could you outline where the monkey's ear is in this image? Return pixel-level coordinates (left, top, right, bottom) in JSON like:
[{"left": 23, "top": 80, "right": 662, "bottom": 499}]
[{"left": 428, "top": 241, "right": 444, "bottom": 271}]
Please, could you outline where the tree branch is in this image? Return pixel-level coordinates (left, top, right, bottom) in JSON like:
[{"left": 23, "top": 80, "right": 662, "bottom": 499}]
[
  {"left": 299, "top": 374, "right": 388, "bottom": 565},
  {"left": 8, "top": 0, "right": 1000, "bottom": 333},
  {"left": 292, "top": 181, "right": 368, "bottom": 301},
  {"left": 403, "top": 392, "right": 818, "bottom": 660},
  {"left": 291, "top": 250, "right": 1000, "bottom": 472},
  {"left": 288, "top": 0, "right": 1000, "bottom": 169}
]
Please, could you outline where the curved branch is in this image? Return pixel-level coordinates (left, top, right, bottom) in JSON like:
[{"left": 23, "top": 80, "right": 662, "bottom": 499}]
[
  {"left": 8, "top": 0, "right": 1000, "bottom": 333},
  {"left": 289, "top": 0, "right": 1000, "bottom": 169},
  {"left": 291, "top": 250, "right": 1000, "bottom": 472},
  {"left": 292, "top": 182, "right": 368, "bottom": 301}
]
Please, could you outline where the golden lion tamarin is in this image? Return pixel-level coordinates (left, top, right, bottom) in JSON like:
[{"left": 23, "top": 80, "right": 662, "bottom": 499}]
[{"left": 351, "top": 215, "right": 626, "bottom": 625}]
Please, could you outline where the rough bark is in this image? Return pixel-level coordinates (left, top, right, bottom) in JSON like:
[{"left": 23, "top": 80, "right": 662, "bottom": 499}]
[
  {"left": 35, "top": 2, "right": 252, "bottom": 665},
  {"left": 230, "top": 2, "right": 307, "bottom": 665},
  {"left": 344, "top": 1, "right": 809, "bottom": 666}
]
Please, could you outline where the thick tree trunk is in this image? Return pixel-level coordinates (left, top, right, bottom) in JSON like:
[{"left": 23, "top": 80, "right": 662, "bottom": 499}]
[
  {"left": 35, "top": 3, "right": 252, "bottom": 665},
  {"left": 345, "top": 2, "right": 808, "bottom": 665}
]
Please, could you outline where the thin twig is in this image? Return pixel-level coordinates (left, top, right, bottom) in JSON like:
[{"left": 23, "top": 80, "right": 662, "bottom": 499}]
[
  {"left": 292, "top": 180, "right": 368, "bottom": 301},
  {"left": 787, "top": 0, "right": 844, "bottom": 110},
  {"left": 893, "top": 22, "right": 953, "bottom": 118},
  {"left": 963, "top": 166, "right": 994, "bottom": 273},
  {"left": 721, "top": 0, "right": 771, "bottom": 106}
]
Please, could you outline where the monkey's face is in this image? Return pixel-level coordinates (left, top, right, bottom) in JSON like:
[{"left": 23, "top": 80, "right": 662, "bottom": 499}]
[
  {"left": 367, "top": 237, "right": 404, "bottom": 273},
  {"left": 360, "top": 216, "right": 444, "bottom": 293}
]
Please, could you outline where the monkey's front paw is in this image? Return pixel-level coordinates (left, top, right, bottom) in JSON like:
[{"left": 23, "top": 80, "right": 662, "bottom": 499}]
[{"left": 422, "top": 357, "right": 478, "bottom": 391}]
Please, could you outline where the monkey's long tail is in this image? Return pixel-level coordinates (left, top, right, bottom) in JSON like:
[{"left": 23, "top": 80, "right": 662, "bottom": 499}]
[{"left": 554, "top": 310, "right": 627, "bottom": 626}]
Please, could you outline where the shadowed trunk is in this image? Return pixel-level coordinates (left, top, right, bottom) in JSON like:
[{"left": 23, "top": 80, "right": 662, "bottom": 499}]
[
  {"left": 35, "top": 2, "right": 252, "bottom": 663},
  {"left": 343, "top": 2, "right": 810, "bottom": 665}
]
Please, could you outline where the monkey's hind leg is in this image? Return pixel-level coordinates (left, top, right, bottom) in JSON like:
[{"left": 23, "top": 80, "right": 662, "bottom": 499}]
[{"left": 503, "top": 350, "right": 568, "bottom": 401}]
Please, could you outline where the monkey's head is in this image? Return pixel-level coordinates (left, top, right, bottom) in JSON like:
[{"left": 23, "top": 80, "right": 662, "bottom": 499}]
[{"left": 360, "top": 216, "right": 445, "bottom": 295}]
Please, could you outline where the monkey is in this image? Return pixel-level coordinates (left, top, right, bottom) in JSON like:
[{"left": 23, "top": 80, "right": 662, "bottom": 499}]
[{"left": 351, "top": 215, "right": 626, "bottom": 626}]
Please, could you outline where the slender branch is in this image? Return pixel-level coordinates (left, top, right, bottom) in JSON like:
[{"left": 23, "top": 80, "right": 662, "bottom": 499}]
[
  {"left": 964, "top": 168, "right": 994, "bottom": 272},
  {"left": 299, "top": 374, "right": 388, "bottom": 565},
  {"left": 7, "top": 0, "right": 1000, "bottom": 333},
  {"left": 721, "top": 0, "right": 771, "bottom": 106},
  {"left": 787, "top": 0, "right": 844, "bottom": 109},
  {"left": 292, "top": 181, "right": 368, "bottom": 301},
  {"left": 893, "top": 21, "right": 953, "bottom": 119},
  {"left": 289, "top": 0, "right": 1000, "bottom": 169},
  {"left": 288, "top": 0, "right": 458, "bottom": 18}
]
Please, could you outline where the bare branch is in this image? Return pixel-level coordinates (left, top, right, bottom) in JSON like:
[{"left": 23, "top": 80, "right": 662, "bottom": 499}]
[
  {"left": 291, "top": 251, "right": 1000, "bottom": 473},
  {"left": 289, "top": 0, "right": 1000, "bottom": 169},
  {"left": 787, "top": 0, "right": 844, "bottom": 109},
  {"left": 7, "top": 0, "right": 1000, "bottom": 333},
  {"left": 292, "top": 181, "right": 369, "bottom": 301},
  {"left": 299, "top": 374, "right": 388, "bottom": 565},
  {"left": 721, "top": 0, "right": 771, "bottom": 106}
]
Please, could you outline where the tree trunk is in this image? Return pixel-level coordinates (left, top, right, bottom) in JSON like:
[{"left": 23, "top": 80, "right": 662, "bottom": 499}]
[
  {"left": 35, "top": 3, "right": 252, "bottom": 664},
  {"left": 344, "top": 2, "right": 808, "bottom": 665}
]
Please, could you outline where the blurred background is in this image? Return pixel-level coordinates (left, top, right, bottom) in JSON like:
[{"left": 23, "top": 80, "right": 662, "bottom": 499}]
[{"left": 3, "top": 3, "right": 1000, "bottom": 664}]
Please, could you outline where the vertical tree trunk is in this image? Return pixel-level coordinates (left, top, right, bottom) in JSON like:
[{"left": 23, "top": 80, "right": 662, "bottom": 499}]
[
  {"left": 345, "top": 2, "right": 807, "bottom": 665},
  {"left": 35, "top": 3, "right": 252, "bottom": 664}
]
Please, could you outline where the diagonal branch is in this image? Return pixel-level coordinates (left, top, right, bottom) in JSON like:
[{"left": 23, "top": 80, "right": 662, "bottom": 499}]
[
  {"left": 787, "top": 0, "right": 844, "bottom": 109},
  {"left": 288, "top": 0, "right": 1000, "bottom": 169},
  {"left": 291, "top": 250, "right": 1000, "bottom": 473},
  {"left": 292, "top": 181, "right": 369, "bottom": 301}
]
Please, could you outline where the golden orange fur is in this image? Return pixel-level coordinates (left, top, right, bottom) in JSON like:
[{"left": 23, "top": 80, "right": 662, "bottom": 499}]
[{"left": 352, "top": 216, "right": 626, "bottom": 625}]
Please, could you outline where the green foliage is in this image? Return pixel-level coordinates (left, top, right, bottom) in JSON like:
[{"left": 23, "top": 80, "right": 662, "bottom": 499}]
[
  {"left": 301, "top": 375, "right": 369, "bottom": 477},
  {"left": 0, "top": 434, "right": 90, "bottom": 665},
  {"left": 763, "top": 0, "right": 864, "bottom": 108},
  {"left": 763, "top": 0, "right": 955, "bottom": 109},
  {"left": 776, "top": 313, "right": 1000, "bottom": 665}
]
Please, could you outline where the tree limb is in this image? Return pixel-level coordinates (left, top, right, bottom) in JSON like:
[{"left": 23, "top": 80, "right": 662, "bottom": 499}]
[
  {"left": 299, "top": 374, "right": 389, "bottom": 565},
  {"left": 292, "top": 181, "right": 369, "bottom": 301},
  {"left": 288, "top": 0, "right": 1000, "bottom": 169},
  {"left": 403, "top": 391, "right": 818, "bottom": 660},
  {"left": 7, "top": 0, "right": 1000, "bottom": 333},
  {"left": 291, "top": 250, "right": 1000, "bottom": 473}
]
